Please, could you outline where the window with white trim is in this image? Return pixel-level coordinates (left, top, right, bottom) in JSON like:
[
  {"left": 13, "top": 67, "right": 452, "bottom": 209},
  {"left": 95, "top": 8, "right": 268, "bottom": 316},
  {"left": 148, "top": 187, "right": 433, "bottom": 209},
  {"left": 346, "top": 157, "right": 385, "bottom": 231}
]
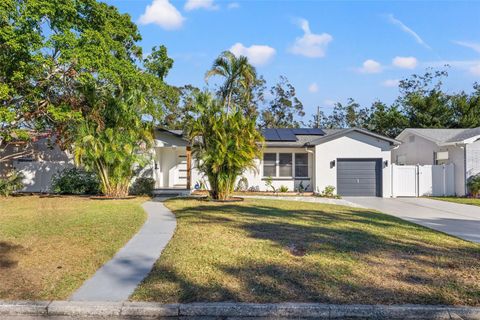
[
  {"left": 295, "top": 153, "right": 308, "bottom": 177},
  {"left": 263, "top": 153, "right": 276, "bottom": 177},
  {"left": 279, "top": 153, "right": 292, "bottom": 177}
]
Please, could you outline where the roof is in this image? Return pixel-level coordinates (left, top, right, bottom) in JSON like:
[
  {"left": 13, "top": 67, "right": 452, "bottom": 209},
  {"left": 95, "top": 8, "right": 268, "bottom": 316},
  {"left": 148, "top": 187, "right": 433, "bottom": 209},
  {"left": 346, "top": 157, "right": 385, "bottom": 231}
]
[
  {"left": 155, "top": 127, "right": 400, "bottom": 147},
  {"left": 262, "top": 128, "right": 326, "bottom": 147},
  {"left": 308, "top": 128, "right": 400, "bottom": 146},
  {"left": 397, "top": 127, "right": 480, "bottom": 145},
  {"left": 157, "top": 128, "right": 184, "bottom": 137},
  {"left": 262, "top": 127, "right": 400, "bottom": 147}
]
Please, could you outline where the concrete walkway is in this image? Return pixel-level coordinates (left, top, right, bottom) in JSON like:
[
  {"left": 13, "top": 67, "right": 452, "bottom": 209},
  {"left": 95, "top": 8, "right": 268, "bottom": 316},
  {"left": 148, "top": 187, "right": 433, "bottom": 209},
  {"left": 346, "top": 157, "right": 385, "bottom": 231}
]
[
  {"left": 345, "top": 197, "right": 480, "bottom": 243},
  {"left": 70, "top": 199, "right": 176, "bottom": 301}
]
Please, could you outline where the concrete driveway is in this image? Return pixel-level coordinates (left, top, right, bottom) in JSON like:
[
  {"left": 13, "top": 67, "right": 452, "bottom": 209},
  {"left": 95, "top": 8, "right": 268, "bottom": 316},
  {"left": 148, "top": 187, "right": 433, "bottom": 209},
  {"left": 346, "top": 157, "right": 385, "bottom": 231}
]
[{"left": 344, "top": 197, "right": 480, "bottom": 243}]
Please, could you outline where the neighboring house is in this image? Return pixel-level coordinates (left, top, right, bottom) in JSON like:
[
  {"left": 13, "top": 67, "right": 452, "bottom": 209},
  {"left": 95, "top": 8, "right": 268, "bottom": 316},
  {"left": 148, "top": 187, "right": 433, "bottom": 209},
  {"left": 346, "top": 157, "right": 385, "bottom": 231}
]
[
  {"left": 154, "top": 127, "right": 400, "bottom": 197},
  {"left": 393, "top": 127, "right": 480, "bottom": 196},
  {"left": 0, "top": 134, "right": 72, "bottom": 191}
]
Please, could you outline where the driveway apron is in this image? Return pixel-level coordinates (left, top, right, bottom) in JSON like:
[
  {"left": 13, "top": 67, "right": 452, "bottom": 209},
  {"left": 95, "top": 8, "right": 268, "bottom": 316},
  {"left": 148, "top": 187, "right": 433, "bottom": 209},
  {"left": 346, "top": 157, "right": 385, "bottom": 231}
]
[{"left": 344, "top": 197, "right": 480, "bottom": 243}]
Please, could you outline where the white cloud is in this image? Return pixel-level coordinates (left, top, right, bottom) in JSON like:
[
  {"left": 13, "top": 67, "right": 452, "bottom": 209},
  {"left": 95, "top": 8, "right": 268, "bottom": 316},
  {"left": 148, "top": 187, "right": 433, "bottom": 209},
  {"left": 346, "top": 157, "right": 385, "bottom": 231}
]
[
  {"left": 308, "top": 82, "right": 319, "bottom": 93},
  {"left": 454, "top": 41, "right": 480, "bottom": 54},
  {"left": 470, "top": 63, "right": 480, "bottom": 76},
  {"left": 229, "top": 43, "right": 276, "bottom": 66},
  {"left": 359, "top": 59, "right": 382, "bottom": 73},
  {"left": 184, "top": 0, "right": 219, "bottom": 11},
  {"left": 392, "top": 56, "right": 418, "bottom": 69},
  {"left": 227, "top": 2, "right": 240, "bottom": 9},
  {"left": 139, "top": 0, "right": 184, "bottom": 30},
  {"left": 387, "top": 14, "right": 431, "bottom": 49},
  {"left": 382, "top": 79, "right": 400, "bottom": 87},
  {"left": 290, "top": 18, "right": 333, "bottom": 58}
]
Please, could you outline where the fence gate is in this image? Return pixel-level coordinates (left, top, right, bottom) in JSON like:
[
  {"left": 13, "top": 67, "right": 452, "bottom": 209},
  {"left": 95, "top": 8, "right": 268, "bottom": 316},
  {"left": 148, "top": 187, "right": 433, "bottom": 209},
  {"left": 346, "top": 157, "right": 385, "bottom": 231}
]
[
  {"left": 392, "top": 164, "right": 455, "bottom": 197},
  {"left": 392, "top": 165, "right": 417, "bottom": 197}
]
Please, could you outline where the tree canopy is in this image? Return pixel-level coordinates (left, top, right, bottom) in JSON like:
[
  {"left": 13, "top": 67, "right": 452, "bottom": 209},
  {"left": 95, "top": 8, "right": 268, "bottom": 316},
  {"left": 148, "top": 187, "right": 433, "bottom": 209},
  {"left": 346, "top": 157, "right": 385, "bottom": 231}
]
[{"left": 1, "top": 0, "right": 176, "bottom": 196}]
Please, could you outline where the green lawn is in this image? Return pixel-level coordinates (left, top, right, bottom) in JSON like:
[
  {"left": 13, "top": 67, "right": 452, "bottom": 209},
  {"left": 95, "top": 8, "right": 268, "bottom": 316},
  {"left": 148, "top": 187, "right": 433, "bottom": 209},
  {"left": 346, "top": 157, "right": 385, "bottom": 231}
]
[
  {"left": 132, "top": 198, "right": 480, "bottom": 306},
  {"left": 433, "top": 197, "right": 480, "bottom": 207},
  {"left": 0, "top": 195, "right": 147, "bottom": 300}
]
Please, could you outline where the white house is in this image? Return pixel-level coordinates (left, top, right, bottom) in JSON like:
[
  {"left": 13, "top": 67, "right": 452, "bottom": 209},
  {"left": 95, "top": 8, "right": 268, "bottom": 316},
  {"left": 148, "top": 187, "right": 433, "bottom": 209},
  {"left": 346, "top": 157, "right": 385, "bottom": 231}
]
[
  {"left": 2, "top": 127, "right": 400, "bottom": 197},
  {"left": 154, "top": 127, "right": 400, "bottom": 197},
  {"left": 393, "top": 127, "right": 480, "bottom": 196}
]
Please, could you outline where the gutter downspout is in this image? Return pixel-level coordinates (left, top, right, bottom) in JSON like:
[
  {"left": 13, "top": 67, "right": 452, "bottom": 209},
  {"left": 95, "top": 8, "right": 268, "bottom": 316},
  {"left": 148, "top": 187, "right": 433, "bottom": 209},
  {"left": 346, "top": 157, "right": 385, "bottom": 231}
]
[{"left": 305, "top": 145, "right": 315, "bottom": 193}]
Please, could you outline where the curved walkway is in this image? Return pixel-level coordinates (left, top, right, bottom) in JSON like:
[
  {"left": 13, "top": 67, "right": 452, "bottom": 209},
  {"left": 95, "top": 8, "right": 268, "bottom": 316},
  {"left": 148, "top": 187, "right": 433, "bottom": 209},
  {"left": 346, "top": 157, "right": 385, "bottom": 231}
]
[{"left": 70, "top": 199, "right": 176, "bottom": 301}]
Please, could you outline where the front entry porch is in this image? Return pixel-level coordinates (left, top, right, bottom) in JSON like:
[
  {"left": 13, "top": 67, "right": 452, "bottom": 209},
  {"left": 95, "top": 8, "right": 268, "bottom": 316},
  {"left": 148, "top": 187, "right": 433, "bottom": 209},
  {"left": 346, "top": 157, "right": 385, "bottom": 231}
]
[{"left": 153, "top": 146, "right": 192, "bottom": 191}]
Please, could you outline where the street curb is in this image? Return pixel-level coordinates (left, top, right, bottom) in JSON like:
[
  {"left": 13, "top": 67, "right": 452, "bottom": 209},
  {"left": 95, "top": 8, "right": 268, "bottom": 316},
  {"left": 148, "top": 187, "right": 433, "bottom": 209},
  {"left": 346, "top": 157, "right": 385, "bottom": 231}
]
[{"left": 1, "top": 301, "right": 480, "bottom": 319}]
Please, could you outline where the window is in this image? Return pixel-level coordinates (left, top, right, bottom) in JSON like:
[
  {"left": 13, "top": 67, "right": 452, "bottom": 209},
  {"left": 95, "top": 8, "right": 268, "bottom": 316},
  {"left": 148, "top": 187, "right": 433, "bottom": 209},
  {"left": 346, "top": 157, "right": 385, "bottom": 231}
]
[
  {"left": 396, "top": 154, "right": 407, "bottom": 165},
  {"left": 409, "top": 135, "right": 415, "bottom": 143},
  {"left": 263, "top": 153, "right": 276, "bottom": 177},
  {"left": 295, "top": 153, "right": 308, "bottom": 177},
  {"left": 279, "top": 153, "right": 292, "bottom": 177},
  {"left": 434, "top": 151, "right": 449, "bottom": 165}
]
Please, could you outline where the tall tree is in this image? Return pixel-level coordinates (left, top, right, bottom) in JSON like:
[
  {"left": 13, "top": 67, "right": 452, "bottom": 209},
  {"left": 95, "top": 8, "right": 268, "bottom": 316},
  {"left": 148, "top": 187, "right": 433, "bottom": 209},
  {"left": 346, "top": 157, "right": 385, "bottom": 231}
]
[
  {"left": 162, "top": 85, "right": 200, "bottom": 129},
  {"left": 1, "top": 0, "right": 176, "bottom": 196},
  {"left": 397, "top": 69, "right": 454, "bottom": 128},
  {"left": 260, "top": 76, "right": 305, "bottom": 128},
  {"left": 205, "top": 51, "right": 259, "bottom": 114},
  {"left": 312, "top": 98, "right": 369, "bottom": 129},
  {"left": 187, "top": 92, "right": 263, "bottom": 200},
  {"left": 1, "top": 0, "right": 147, "bottom": 149},
  {"left": 367, "top": 101, "right": 408, "bottom": 138},
  {"left": 450, "top": 83, "right": 480, "bottom": 128}
]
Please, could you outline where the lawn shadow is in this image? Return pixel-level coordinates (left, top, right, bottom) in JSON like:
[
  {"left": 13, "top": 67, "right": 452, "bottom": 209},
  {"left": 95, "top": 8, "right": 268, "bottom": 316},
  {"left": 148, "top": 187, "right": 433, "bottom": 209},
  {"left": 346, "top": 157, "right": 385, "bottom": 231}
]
[
  {"left": 150, "top": 200, "right": 480, "bottom": 305},
  {"left": 0, "top": 241, "right": 24, "bottom": 268}
]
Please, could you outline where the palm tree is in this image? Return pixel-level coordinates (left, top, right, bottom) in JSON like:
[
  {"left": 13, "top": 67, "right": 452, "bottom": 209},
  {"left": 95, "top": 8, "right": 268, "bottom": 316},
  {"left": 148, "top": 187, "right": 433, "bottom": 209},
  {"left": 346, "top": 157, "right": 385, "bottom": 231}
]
[
  {"left": 205, "top": 51, "right": 257, "bottom": 113},
  {"left": 188, "top": 92, "right": 263, "bottom": 200}
]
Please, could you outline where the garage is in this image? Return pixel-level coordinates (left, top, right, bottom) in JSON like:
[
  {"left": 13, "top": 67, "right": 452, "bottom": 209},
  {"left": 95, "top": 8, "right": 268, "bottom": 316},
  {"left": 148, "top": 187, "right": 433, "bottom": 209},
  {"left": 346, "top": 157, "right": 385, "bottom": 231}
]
[{"left": 337, "top": 158, "right": 383, "bottom": 197}]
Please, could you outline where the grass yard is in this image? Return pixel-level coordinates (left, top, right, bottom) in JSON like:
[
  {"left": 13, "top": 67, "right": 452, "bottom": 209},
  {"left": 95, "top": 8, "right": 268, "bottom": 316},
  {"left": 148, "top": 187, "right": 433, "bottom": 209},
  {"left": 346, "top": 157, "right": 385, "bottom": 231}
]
[
  {"left": 0, "top": 196, "right": 147, "bottom": 300},
  {"left": 433, "top": 197, "right": 480, "bottom": 207},
  {"left": 132, "top": 198, "right": 480, "bottom": 306}
]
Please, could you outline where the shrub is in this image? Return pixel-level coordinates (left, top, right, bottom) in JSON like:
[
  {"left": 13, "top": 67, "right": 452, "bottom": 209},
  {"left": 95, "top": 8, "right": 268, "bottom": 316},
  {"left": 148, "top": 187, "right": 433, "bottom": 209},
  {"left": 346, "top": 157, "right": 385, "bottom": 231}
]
[
  {"left": 51, "top": 167, "right": 100, "bottom": 195},
  {"left": 0, "top": 171, "right": 24, "bottom": 196},
  {"left": 467, "top": 174, "right": 480, "bottom": 197},
  {"left": 235, "top": 176, "right": 249, "bottom": 192},
  {"left": 130, "top": 177, "right": 155, "bottom": 196},
  {"left": 316, "top": 185, "right": 339, "bottom": 198},
  {"left": 279, "top": 185, "right": 288, "bottom": 193},
  {"left": 296, "top": 181, "right": 310, "bottom": 195},
  {"left": 264, "top": 176, "right": 276, "bottom": 193}
]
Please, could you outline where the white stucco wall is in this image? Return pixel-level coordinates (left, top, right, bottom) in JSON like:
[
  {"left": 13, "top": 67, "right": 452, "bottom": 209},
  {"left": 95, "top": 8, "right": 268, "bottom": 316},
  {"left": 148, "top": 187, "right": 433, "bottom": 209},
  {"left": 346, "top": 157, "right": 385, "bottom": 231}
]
[
  {"left": 190, "top": 147, "right": 315, "bottom": 192},
  {"left": 393, "top": 133, "right": 467, "bottom": 196},
  {"left": 314, "top": 132, "right": 393, "bottom": 197},
  {"left": 392, "top": 134, "right": 437, "bottom": 165}
]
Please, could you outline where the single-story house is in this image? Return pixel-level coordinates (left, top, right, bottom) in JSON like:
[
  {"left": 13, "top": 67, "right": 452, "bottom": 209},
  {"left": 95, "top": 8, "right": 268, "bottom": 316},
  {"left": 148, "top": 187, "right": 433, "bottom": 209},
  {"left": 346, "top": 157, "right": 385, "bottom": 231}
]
[
  {"left": 1, "top": 127, "right": 400, "bottom": 197},
  {"left": 393, "top": 127, "right": 480, "bottom": 196},
  {"left": 154, "top": 127, "right": 400, "bottom": 197}
]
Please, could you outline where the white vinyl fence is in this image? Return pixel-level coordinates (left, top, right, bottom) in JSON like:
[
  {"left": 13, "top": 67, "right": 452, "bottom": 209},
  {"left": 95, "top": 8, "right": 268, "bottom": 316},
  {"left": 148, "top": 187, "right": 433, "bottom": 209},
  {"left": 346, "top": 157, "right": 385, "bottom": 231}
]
[
  {"left": 392, "top": 164, "right": 455, "bottom": 197},
  {"left": 13, "top": 160, "right": 73, "bottom": 193}
]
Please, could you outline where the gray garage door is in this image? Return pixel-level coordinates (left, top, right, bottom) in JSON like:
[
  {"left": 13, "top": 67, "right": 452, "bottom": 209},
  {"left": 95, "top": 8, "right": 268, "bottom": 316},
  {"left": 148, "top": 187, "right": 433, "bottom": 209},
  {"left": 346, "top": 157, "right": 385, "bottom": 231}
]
[{"left": 337, "top": 159, "right": 382, "bottom": 197}]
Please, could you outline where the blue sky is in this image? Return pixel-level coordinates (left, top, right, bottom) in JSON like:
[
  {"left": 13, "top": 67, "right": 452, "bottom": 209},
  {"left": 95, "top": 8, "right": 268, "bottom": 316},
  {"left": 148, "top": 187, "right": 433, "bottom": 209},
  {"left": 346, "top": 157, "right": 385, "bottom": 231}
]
[{"left": 107, "top": 0, "right": 480, "bottom": 120}]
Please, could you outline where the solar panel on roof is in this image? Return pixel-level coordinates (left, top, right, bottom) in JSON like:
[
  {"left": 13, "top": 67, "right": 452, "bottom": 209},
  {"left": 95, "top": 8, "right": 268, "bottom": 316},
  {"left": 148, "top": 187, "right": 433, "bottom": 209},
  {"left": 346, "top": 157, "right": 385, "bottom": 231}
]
[
  {"left": 262, "top": 129, "right": 282, "bottom": 141},
  {"left": 277, "top": 129, "right": 297, "bottom": 141},
  {"left": 291, "top": 128, "right": 325, "bottom": 135},
  {"left": 262, "top": 128, "right": 325, "bottom": 141}
]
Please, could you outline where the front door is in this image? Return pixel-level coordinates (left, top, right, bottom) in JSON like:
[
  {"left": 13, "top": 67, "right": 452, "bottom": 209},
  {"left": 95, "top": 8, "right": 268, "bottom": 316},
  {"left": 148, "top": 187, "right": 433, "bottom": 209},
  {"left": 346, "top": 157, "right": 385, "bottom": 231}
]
[{"left": 171, "top": 150, "right": 187, "bottom": 187}]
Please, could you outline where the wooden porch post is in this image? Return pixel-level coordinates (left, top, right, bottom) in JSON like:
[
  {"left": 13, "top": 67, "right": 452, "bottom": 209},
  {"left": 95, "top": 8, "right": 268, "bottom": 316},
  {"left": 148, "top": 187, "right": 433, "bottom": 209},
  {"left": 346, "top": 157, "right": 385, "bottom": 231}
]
[{"left": 186, "top": 146, "right": 192, "bottom": 190}]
